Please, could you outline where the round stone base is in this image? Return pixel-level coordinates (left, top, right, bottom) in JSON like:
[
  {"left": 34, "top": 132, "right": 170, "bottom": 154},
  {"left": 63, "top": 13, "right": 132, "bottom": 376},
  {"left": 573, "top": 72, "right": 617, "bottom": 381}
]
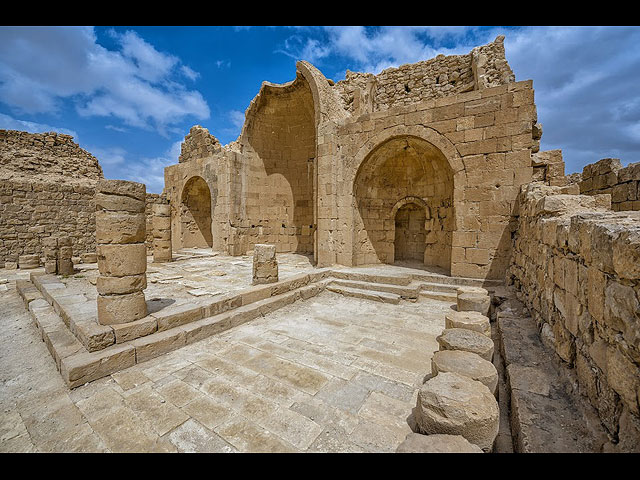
[
  {"left": 415, "top": 372, "right": 499, "bottom": 452},
  {"left": 445, "top": 311, "right": 491, "bottom": 337},
  {"left": 437, "top": 328, "right": 494, "bottom": 361},
  {"left": 431, "top": 350, "right": 498, "bottom": 395},
  {"left": 97, "top": 291, "right": 147, "bottom": 325}
]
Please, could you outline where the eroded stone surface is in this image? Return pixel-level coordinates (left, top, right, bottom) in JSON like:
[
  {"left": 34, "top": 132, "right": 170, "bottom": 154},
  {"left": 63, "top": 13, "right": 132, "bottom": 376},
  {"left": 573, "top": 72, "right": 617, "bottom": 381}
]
[{"left": 415, "top": 372, "right": 499, "bottom": 452}]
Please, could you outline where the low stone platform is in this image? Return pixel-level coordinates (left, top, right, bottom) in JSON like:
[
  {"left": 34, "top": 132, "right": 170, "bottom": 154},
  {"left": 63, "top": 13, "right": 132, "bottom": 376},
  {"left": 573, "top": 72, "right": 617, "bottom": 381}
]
[
  {"left": 0, "top": 268, "right": 457, "bottom": 452},
  {"left": 10, "top": 251, "right": 499, "bottom": 389}
]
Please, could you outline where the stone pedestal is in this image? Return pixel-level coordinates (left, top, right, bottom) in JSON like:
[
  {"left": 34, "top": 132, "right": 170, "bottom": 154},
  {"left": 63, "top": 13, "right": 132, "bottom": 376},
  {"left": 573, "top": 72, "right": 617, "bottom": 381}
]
[
  {"left": 437, "top": 328, "right": 495, "bottom": 361},
  {"left": 415, "top": 372, "right": 499, "bottom": 452},
  {"left": 95, "top": 180, "right": 147, "bottom": 325},
  {"left": 42, "top": 237, "right": 58, "bottom": 274},
  {"left": 253, "top": 244, "right": 278, "bottom": 285},
  {"left": 457, "top": 286, "right": 491, "bottom": 316},
  {"left": 57, "top": 236, "right": 74, "bottom": 276},
  {"left": 152, "top": 203, "right": 172, "bottom": 263},
  {"left": 445, "top": 311, "right": 491, "bottom": 337}
]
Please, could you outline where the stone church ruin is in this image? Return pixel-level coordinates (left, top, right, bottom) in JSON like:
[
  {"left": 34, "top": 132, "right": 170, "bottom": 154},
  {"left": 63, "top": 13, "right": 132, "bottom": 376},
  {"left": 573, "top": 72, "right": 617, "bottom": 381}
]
[{"left": 1, "top": 35, "right": 639, "bottom": 453}]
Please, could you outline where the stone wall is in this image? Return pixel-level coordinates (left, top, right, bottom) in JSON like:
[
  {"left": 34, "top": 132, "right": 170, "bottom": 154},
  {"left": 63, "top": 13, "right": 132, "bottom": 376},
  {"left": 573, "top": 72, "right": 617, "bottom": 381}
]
[
  {"left": 178, "top": 126, "right": 221, "bottom": 164},
  {"left": 321, "top": 79, "right": 541, "bottom": 278},
  {"left": 0, "top": 130, "right": 104, "bottom": 266},
  {"left": 333, "top": 35, "right": 515, "bottom": 116},
  {"left": 145, "top": 193, "right": 168, "bottom": 254},
  {"left": 0, "top": 130, "right": 103, "bottom": 180},
  {"left": 0, "top": 178, "right": 97, "bottom": 265},
  {"left": 507, "top": 182, "right": 640, "bottom": 451},
  {"left": 577, "top": 158, "right": 640, "bottom": 211}
]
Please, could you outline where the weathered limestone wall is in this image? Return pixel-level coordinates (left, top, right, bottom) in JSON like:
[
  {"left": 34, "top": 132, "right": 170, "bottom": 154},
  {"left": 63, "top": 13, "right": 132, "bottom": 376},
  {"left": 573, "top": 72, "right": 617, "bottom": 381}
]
[
  {"left": 0, "top": 130, "right": 104, "bottom": 266},
  {"left": 238, "top": 75, "right": 316, "bottom": 255},
  {"left": 334, "top": 35, "right": 515, "bottom": 116},
  {"left": 145, "top": 193, "right": 167, "bottom": 254},
  {"left": 178, "top": 125, "right": 222, "bottom": 163},
  {"left": 320, "top": 79, "right": 540, "bottom": 279},
  {"left": 577, "top": 158, "right": 640, "bottom": 211},
  {"left": 164, "top": 131, "right": 229, "bottom": 254},
  {"left": 507, "top": 182, "right": 640, "bottom": 451}
]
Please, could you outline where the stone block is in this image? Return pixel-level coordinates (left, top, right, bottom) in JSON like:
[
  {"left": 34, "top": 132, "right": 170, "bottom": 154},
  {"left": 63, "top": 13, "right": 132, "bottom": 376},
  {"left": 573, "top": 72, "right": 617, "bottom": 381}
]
[
  {"left": 431, "top": 349, "right": 498, "bottom": 395},
  {"left": 96, "top": 179, "right": 146, "bottom": 202},
  {"left": 437, "top": 328, "right": 494, "bottom": 361},
  {"left": 95, "top": 211, "right": 146, "bottom": 244},
  {"left": 457, "top": 292, "right": 491, "bottom": 316},
  {"left": 445, "top": 311, "right": 491, "bottom": 337},
  {"left": 253, "top": 244, "right": 278, "bottom": 285},
  {"left": 97, "top": 292, "right": 148, "bottom": 325},
  {"left": 415, "top": 372, "right": 499, "bottom": 452},
  {"left": 96, "top": 274, "right": 147, "bottom": 295},
  {"left": 97, "top": 243, "right": 147, "bottom": 277}
]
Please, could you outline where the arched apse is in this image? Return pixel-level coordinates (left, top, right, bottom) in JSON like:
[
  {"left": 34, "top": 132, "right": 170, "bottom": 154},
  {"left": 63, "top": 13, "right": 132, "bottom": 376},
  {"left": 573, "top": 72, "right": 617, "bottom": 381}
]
[{"left": 353, "top": 136, "right": 454, "bottom": 272}]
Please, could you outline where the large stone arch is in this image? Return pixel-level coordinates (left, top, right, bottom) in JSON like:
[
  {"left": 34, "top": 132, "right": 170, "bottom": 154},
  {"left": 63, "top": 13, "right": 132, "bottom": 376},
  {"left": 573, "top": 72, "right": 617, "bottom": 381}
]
[
  {"left": 350, "top": 127, "right": 463, "bottom": 273},
  {"left": 179, "top": 175, "right": 213, "bottom": 249}
]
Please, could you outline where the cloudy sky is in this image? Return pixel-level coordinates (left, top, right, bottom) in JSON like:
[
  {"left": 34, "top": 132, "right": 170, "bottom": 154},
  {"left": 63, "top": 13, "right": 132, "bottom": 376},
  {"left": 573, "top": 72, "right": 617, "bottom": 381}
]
[{"left": 0, "top": 26, "right": 638, "bottom": 193}]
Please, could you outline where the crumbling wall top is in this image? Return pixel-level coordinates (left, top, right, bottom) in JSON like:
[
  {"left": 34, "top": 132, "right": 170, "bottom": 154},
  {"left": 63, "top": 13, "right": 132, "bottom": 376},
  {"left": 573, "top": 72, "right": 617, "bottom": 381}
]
[
  {"left": 0, "top": 129, "right": 104, "bottom": 183},
  {"left": 178, "top": 125, "right": 222, "bottom": 163}
]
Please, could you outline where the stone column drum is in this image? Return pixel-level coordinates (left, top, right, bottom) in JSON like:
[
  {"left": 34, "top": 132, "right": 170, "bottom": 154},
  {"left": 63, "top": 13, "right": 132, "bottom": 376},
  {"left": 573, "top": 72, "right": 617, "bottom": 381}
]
[
  {"left": 57, "top": 236, "right": 74, "bottom": 276},
  {"left": 253, "top": 244, "right": 278, "bottom": 285},
  {"left": 42, "top": 237, "right": 58, "bottom": 274},
  {"left": 152, "top": 203, "right": 172, "bottom": 263},
  {"left": 95, "top": 179, "right": 148, "bottom": 325}
]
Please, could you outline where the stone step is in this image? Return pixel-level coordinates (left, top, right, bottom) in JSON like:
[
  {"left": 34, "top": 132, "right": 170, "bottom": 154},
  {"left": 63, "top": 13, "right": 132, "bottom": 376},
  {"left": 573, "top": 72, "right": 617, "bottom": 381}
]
[
  {"left": 410, "top": 271, "right": 503, "bottom": 288},
  {"left": 329, "top": 270, "right": 412, "bottom": 286},
  {"left": 418, "top": 281, "right": 460, "bottom": 294},
  {"left": 326, "top": 283, "right": 401, "bottom": 304},
  {"left": 328, "top": 279, "right": 420, "bottom": 299},
  {"left": 419, "top": 290, "right": 457, "bottom": 302}
]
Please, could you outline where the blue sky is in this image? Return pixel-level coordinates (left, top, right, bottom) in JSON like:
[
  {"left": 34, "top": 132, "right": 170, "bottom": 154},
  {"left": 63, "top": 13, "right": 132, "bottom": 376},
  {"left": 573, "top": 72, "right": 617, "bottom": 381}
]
[{"left": 1, "top": 26, "right": 639, "bottom": 193}]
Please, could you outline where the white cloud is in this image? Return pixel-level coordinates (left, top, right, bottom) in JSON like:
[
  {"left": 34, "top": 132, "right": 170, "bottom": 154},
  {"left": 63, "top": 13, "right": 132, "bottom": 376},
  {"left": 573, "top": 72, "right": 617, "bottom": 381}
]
[
  {"left": 91, "top": 140, "right": 182, "bottom": 194},
  {"left": 0, "top": 112, "right": 78, "bottom": 138},
  {"left": 0, "top": 26, "right": 210, "bottom": 132},
  {"left": 229, "top": 110, "right": 245, "bottom": 129},
  {"left": 181, "top": 65, "right": 200, "bottom": 80}
]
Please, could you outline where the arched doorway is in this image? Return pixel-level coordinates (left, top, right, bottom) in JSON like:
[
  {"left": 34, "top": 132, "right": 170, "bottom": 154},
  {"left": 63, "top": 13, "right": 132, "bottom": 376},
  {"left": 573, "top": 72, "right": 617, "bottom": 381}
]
[
  {"left": 353, "top": 135, "right": 454, "bottom": 273},
  {"left": 180, "top": 176, "right": 212, "bottom": 248}
]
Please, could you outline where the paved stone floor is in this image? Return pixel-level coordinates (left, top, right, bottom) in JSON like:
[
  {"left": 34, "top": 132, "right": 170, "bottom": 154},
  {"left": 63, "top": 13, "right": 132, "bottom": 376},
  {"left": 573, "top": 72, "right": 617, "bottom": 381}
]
[{"left": 0, "top": 256, "right": 453, "bottom": 453}]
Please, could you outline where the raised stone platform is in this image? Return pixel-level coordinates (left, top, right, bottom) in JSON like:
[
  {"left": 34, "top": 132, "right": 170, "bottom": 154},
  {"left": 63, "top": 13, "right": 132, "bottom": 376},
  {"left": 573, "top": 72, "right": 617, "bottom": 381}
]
[{"left": 12, "top": 251, "right": 501, "bottom": 389}]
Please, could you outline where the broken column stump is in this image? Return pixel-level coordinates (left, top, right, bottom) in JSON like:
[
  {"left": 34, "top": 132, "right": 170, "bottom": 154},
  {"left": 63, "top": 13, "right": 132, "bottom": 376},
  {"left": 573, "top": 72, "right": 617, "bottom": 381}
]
[
  {"left": 456, "top": 286, "right": 491, "bottom": 316},
  {"left": 152, "top": 203, "right": 172, "bottom": 263},
  {"left": 95, "top": 179, "right": 148, "bottom": 325},
  {"left": 42, "top": 236, "right": 58, "bottom": 274},
  {"left": 415, "top": 372, "right": 499, "bottom": 452},
  {"left": 57, "top": 236, "right": 74, "bottom": 275},
  {"left": 252, "top": 244, "right": 278, "bottom": 285}
]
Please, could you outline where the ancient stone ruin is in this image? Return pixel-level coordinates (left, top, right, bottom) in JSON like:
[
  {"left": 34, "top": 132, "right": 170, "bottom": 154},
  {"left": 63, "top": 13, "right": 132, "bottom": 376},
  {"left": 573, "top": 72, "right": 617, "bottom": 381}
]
[{"left": 1, "top": 35, "right": 639, "bottom": 453}]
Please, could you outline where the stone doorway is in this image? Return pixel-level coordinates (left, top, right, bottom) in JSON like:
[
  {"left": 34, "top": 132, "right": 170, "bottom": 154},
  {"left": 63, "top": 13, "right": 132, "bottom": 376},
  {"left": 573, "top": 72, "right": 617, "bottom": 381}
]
[
  {"left": 394, "top": 202, "right": 427, "bottom": 263},
  {"left": 180, "top": 176, "right": 213, "bottom": 248}
]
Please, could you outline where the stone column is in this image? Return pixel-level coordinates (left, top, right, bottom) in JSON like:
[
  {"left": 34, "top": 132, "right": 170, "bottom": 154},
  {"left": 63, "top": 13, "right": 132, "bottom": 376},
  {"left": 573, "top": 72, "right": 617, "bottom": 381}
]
[
  {"left": 152, "top": 203, "right": 172, "bottom": 263},
  {"left": 42, "top": 237, "right": 58, "bottom": 274},
  {"left": 252, "top": 244, "right": 278, "bottom": 285},
  {"left": 57, "top": 236, "right": 74, "bottom": 276},
  {"left": 95, "top": 180, "right": 148, "bottom": 325}
]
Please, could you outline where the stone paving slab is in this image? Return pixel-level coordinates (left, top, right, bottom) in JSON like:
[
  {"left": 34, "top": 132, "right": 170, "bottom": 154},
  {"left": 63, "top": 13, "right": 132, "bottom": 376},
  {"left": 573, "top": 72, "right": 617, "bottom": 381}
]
[{"left": 1, "top": 270, "right": 456, "bottom": 452}]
